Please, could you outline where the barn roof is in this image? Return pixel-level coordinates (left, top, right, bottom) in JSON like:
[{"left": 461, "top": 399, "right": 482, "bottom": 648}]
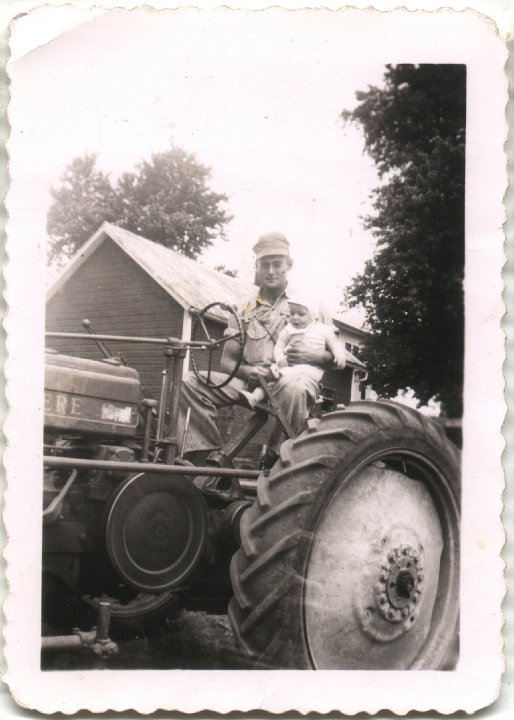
[
  {"left": 333, "top": 317, "right": 368, "bottom": 340},
  {"left": 46, "top": 222, "right": 255, "bottom": 322}
]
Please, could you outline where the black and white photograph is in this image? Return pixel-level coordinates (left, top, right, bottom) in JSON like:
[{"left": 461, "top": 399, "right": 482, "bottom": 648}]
[{"left": 2, "top": 3, "right": 507, "bottom": 714}]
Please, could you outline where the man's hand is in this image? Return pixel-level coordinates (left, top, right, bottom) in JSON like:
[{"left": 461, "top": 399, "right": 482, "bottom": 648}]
[
  {"left": 238, "top": 364, "right": 272, "bottom": 389},
  {"left": 286, "top": 344, "right": 333, "bottom": 368}
]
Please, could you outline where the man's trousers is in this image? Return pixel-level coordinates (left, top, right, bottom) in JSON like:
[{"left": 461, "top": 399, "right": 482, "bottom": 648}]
[{"left": 176, "top": 371, "right": 319, "bottom": 458}]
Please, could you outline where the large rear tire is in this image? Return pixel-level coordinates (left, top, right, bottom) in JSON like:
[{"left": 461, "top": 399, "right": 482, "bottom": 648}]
[{"left": 229, "top": 401, "right": 460, "bottom": 670}]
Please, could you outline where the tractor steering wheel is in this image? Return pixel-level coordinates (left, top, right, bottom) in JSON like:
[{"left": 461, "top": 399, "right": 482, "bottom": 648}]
[{"left": 190, "top": 302, "right": 245, "bottom": 390}]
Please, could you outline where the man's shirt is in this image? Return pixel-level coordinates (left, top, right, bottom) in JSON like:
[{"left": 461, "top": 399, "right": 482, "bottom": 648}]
[
  {"left": 229, "top": 287, "right": 333, "bottom": 368},
  {"left": 235, "top": 291, "right": 291, "bottom": 367}
]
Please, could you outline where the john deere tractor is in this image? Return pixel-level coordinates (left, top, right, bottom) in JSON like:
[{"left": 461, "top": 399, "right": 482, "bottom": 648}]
[{"left": 42, "top": 302, "right": 460, "bottom": 669}]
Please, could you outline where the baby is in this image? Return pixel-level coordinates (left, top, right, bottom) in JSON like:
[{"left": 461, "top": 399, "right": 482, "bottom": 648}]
[{"left": 240, "top": 295, "right": 346, "bottom": 408}]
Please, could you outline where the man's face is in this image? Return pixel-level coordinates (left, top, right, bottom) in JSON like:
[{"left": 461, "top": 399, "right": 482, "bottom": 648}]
[{"left": 256, "top": 255, "right": 291, "bottom": 291}]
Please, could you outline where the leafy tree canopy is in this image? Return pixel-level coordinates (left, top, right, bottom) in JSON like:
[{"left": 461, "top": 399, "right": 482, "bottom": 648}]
[
  {"left": 47, "top": 146, "right": 232, "bottom": 267},
  {"left": 46, "top": 154, "right": 117, "bottom": 266},
  {"left": 342, "top": 64, "right": 465, "bottom": 417}
]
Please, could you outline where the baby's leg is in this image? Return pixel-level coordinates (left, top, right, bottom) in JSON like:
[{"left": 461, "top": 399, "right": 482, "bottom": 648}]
[
  {"left": 239, "top": 386, "right": 266, "bottom": 409},
  {"left": 280, "top": 364, "right": 324, "bottom": 381}
]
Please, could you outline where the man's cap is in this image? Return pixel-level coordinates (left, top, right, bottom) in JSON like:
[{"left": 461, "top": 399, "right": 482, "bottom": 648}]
[{"left": 253, "top": 232, "right": 290, "bottom": 259}]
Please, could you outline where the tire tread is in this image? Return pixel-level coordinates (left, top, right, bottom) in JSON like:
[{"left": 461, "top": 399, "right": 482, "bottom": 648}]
[{"left": 229, "top": 400, "right": 460, "bottom": 669}]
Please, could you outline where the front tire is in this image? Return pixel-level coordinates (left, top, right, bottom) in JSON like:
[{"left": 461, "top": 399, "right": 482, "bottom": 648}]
[{"left": 229, "top": 401, "right": 460, "bottom": 669}]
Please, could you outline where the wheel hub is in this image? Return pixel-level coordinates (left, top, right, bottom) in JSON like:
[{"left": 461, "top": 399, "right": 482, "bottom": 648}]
[
  {"left": 376, "top": 544, "right": 424, "bottom": 624},
  {"left": 357, "top": 535, "right": 427, "bottom": 643},
  {"left": 305, "top": 465, "right": 445, "bottom": 668}
]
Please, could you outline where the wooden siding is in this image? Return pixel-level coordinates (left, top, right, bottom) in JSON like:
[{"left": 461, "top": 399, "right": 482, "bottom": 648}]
[
  {"left": 189, "top": 316, "right": 225, "bottom": 374},
  {"left": 46, "top": 239, "right": 186, "bottom": 401},
  {"left": 321, "top": 367, "right": 354, "bottom": 407}
]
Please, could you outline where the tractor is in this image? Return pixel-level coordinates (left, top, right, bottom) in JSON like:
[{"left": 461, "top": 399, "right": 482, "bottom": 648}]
[{"left": 42, "top": 302, "right": 460, "bottom": 669}]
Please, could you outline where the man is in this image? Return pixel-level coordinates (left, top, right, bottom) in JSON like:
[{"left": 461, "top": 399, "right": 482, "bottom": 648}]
[{"left": 177, "top": 231, "right": 334, "bottom": 468}]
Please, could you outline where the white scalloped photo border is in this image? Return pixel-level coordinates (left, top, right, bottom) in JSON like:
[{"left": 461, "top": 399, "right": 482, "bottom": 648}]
[{"left": 1, "top": 3, "right": 508, "bottom": 714}]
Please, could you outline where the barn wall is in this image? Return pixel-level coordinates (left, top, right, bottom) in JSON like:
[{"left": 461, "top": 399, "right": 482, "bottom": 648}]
[
  {"left": 46, "top": 240, "right": 186, "bottom": 401},
  {"left": 186, "top": 315, "right": 234, "bottom": 447},
  {"left": 321, "top": 367, "right": 354, "bottom": 407},
  {"left": 189, "top": 316, "right": 225, "bottom": 375}
]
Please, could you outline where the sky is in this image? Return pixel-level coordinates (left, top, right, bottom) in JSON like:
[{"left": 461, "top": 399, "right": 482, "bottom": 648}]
[{"left": 7, "top": 6, "right": 388, "bottom": 323}]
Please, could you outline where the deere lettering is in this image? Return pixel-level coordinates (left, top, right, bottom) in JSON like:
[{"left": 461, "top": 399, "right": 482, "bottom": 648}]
[
  {"left": 45, "top": 392, "right": 83, "bottom": 417},
  {"left": 44, "top": 389, "right": 136, "bottom": 426}
]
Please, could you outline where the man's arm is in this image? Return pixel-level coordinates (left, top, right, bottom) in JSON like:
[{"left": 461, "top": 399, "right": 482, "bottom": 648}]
[
  {"left": 285, "top": 345, "right": 334, "bottom": 368},
  {"left": 220, "top": 336, "right": 271, "bottom": 384}
]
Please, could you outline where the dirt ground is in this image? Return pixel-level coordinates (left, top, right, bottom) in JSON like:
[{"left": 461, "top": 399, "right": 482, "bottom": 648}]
[{"left": 41, "top": 610, "right": 254, "bottom": 671}]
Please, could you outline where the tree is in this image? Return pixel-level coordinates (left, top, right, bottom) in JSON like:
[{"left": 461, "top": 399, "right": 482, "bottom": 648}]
[
  {"left": 342, "top": 64, "right": 465, "bottom": 417},
  {"left": 47, "top": 146, "right": 232, "bottom": 265},
  {"left": 46, "top": 154, "right": 117, "bottom": 267},
  {"left": 113, "top": 148, "right": 232, "bottom": 258}
]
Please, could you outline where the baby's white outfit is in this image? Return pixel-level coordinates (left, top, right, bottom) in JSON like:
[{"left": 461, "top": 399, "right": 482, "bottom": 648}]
[
  {"left": 274, "top": 321, "right": 347, "bottom": 380},
  {"left": 239, "top": 320, "right": 346, "bottom": 409}
]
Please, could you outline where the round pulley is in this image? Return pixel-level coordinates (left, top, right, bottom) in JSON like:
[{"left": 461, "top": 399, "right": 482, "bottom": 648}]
[{"left": 105, "top": 472, "right": 208, "bottom": 592}]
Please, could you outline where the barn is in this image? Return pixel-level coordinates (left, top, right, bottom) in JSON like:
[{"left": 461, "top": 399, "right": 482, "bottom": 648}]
[{"left": 46, "top": 222, "right": 367, "bottom": 459}]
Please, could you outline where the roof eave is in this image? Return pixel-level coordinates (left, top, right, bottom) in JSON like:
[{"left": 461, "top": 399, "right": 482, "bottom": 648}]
[
  {"left": 46, "top": 222, "right": 113, "bottom": 301},
  {"left": 334, "top": 318, "right": 369, "bottom": 338}
]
